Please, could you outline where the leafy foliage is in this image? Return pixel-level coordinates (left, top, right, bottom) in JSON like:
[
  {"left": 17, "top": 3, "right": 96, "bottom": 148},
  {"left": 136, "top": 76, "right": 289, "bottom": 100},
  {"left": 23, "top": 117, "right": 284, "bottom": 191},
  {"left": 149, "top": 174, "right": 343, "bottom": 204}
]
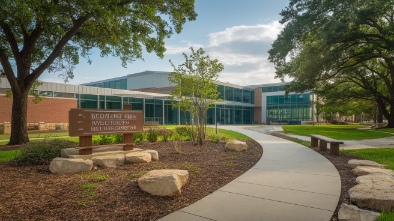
[
  {"left": 15, "top": 139, "right": 78, "bottom": 165},
  {"left": 0, "top": 0, "right": 197, "bottom": 144},
  {"left": 169, "top": 48, "right": 224, "bottom": 145},
  {"left": 269, "top": 0, "right": 394, "bottom": 127},
  {"left": 146, "top": 129, "right": 158, "bottom": 142}
]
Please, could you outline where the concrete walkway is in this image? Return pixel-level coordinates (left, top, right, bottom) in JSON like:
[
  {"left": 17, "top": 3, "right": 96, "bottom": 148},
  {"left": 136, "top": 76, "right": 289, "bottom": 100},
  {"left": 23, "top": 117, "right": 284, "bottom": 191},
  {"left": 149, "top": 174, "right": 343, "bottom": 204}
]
[{"left": 160, "top": 126, "right": 340, "bottom": 221}]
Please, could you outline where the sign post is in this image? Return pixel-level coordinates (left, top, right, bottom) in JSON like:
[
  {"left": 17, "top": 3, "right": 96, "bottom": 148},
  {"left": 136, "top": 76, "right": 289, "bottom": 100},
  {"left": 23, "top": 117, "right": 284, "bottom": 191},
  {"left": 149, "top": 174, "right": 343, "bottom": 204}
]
[{"left": 69, "top": 108, "right": 143, "bottom": 154}]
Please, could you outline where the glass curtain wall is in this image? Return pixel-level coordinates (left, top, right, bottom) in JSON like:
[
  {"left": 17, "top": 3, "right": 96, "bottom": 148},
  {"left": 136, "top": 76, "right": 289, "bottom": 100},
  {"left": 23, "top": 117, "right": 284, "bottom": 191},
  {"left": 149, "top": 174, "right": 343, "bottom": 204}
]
[{"left": 266, "top": 93, "right": 312, "bottom": 124}]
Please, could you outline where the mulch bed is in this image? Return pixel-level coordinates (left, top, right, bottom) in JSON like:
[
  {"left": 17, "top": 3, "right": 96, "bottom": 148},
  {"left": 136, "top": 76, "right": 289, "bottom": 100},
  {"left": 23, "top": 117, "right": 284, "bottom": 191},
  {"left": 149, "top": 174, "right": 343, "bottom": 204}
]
[
  {"left": 0, "top": 132, "right": 363, "bottom": 221},
  {"left": 0, "top": 140, "right": 262, "bottom": 221},
  {"left": 269, "top": 132, "right": 361, "bottom": 221}
]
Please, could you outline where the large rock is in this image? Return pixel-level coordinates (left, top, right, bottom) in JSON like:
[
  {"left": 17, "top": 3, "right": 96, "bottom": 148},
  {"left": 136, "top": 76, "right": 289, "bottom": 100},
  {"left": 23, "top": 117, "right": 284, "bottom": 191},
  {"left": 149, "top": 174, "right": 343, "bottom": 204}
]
[
  {"left": 125, "top": 152, "right": 151, "bottom": 163},
  {"left": 145, "top": 150, "right": 159, "bottom": 161},
  {"left": 353, "top": 166, "right": 394, "bottom": 176},
  {"left": 49, "top": 158, "right": 93, "bottom": 174},
  {"left": 349, "top": 173, "right": 394, "bottom": 211},
  {"left": 348, "top": 159, "right": 385, "bottom": 169},
  {"left": 225, "top": 140, "right": 248, "bottom": 151},
  {"left": 338, "top": 203, "right": 380, "bottom": 221},
  {"left": 138, "top": 169, "right": 189, "bottom": 196},
  {"left": 92, "top": 154, "right": 125, "bottom": 168}
]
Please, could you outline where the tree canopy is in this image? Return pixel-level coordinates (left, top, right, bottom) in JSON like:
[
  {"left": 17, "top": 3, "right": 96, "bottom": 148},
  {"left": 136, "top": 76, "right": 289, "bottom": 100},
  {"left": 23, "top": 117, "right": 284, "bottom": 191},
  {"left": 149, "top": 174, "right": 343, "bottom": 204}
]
[
  {"left": 0, "top": 0, "right": 197, "bottom": 144},
  {"left": 268, "top": 0, "right": 394, "bottom": 127}
]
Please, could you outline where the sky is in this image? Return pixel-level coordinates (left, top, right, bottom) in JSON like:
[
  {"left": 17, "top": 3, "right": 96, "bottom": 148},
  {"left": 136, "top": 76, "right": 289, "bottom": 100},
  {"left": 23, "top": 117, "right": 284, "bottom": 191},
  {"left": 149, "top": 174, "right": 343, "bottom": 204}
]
[{"left": 40, "top": 0, "right": 290, "bottom": 86}]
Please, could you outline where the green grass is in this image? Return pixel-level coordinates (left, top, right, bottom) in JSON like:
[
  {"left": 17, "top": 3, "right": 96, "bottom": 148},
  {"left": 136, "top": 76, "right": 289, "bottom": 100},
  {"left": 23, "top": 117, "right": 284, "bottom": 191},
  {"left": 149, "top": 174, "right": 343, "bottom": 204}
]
[
  {"left": 378, "top": 211, "right": 394, "bottom": 221},
  {"left": 0, "top": 150, "right": 21, "bottom": 162},
  {"left": 206, "top": 127, "right": 251, "bottom": 140},
  {"left": 342, "top": 148, "right": 394, "bottom": 170},
  {"left": 0, "top": 132, "right": 69, "bottom": 140},
  {"left": 282, "top": 125, "right": 393, "bottom": 140}
]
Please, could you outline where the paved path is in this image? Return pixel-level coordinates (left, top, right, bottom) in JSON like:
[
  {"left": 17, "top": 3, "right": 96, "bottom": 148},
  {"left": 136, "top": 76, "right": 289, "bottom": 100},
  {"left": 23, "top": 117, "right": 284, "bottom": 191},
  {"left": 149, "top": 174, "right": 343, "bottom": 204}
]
[{"left": 160, "top": 125, "right": 340, "bottom": 221}]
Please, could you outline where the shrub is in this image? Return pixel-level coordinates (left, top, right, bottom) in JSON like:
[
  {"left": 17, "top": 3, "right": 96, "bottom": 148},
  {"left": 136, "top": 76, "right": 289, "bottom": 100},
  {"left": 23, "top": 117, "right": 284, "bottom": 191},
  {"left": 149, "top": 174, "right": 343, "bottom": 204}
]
[
  {"left": 175, "top": 126, "right": 189, "bottom": 137},
  {"left": 208, "top": 134, "right": 220, "bottom": 143},
  {"left": 94, "top": 135, "right": 113, "bottom": 145},
  {"left": 146, "top": 129, "right": 158, "bottom": 142},
  {"left": 113, "top": 134, "right": 123, "bottom": 144},
  {"left": 15, "top": 140, "right": 78, "bottom": 165},
  {"left": 133, "top": 133, "right": 144, "bottom": 142},
  {"left": 157, "top": 129, "right": 174, "bottom": 141}
]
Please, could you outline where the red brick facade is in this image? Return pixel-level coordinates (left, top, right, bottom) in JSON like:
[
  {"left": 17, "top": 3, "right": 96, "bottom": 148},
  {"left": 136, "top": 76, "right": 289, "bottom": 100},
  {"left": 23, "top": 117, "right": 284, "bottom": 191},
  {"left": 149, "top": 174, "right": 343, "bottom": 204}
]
[{"left": 0, "top": 96, "right": 77, "bottom": 123}]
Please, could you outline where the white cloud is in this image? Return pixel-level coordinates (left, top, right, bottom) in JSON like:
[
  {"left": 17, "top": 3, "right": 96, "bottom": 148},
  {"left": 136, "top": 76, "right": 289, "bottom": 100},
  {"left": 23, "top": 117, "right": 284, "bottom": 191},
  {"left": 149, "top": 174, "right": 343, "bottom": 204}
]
[
  {"left": 208, "top": 21, "right": 284, "bottom": 46},
  {"left": 205, "top": 20, "right": 285, "bottom": 86}
]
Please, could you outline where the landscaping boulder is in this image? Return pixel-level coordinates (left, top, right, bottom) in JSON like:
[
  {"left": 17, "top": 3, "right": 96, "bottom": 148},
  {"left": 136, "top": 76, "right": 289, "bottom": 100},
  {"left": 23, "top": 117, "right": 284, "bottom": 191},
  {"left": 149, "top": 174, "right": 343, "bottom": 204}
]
[
  {"left": 352, "top": 166, "right": 394, "bottom": 177},
  {"left": 125, "top": 152, "right": 151, "bottom": 163},
  {"left": 225, "top": 140, "right": 248, "bottom": 151},
  {"left": 338, "top": 203, "right": 380, "bottom": 221},
  {"left": 145, "top": 150, "right": 159, "bottom": 161},
  {"left": 138, "top": 169, "right": 189, "bottom": 196},
  {"left": 49, "top": 158, "right": 93, "bottom": 174},
  {"left": 349, "top": 173, "right": 394, "bottom": 211},
  {"left": 348, "top": 159, "right": 385, "bottom": 169},
  {"left": 92, "top": 154, "right": 125, "bottom": 168}
]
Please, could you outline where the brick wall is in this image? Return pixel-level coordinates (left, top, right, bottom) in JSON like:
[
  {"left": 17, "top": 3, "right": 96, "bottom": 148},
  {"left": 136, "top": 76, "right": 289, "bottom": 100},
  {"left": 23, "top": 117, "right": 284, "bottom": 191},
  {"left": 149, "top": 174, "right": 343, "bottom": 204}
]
[{"left": 0, "top": 96, "right": 77, "bottom": 123}]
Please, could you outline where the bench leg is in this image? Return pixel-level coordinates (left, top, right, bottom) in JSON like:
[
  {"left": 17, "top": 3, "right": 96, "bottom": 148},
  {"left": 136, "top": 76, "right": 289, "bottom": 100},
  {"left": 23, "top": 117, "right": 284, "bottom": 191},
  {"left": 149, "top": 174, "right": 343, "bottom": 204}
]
[
  {"left": 311, "top": 137, "right": 318, "bottom": 148},
  {"left": 330, "top": 143, "right": 340, "bottom": 156},
  {"left": 319, "top": 140, "right": 327, "bottom": 151}
]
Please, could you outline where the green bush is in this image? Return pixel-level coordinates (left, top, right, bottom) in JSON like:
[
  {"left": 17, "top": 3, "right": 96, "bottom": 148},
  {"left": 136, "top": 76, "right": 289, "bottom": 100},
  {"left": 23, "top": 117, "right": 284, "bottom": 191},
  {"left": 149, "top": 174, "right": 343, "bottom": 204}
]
[
  {"left": 208, "top": 134, "right": 220, "bottom": 143},
  {"left": 146, "top": 129, "right": 158, "bottom": 142},
  {"left": 175, "top": 126, "right": 190, "bottom": 137},
  {"left": 113, "top": 134, "right": 123, "bottom": 144},
  {"left": 15, "top": 140, "right": 78, "bottom": 165},
  {"left": 133, "top": 133, "right": 145, "bottom": 142},
  {"left": 94, "top": 135, "right": 113, "bottom": 145},
  {"left": 157, "top": 128, "right": 174, "bottom": 141}
]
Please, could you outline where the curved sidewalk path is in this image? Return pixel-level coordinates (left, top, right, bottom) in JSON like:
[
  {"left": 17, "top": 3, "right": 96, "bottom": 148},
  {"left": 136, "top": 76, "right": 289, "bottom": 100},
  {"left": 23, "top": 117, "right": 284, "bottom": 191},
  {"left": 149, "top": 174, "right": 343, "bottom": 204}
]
[{"left": 160, "top": 126, "right": 341, "bottom": 221}]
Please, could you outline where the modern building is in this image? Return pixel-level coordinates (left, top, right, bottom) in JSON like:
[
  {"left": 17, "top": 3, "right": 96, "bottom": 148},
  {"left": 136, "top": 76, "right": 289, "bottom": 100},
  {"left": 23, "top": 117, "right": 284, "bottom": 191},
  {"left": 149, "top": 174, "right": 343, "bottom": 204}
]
[{"left": 0, "top": 71, "right": 316, "bottom": 128}]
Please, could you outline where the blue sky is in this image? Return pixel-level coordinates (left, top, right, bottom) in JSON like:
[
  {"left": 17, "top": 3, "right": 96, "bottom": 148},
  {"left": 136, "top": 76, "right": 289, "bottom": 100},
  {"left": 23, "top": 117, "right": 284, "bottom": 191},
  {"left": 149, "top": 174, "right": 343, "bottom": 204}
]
[{"left": 40, "top": 0, "right": 289, "bottom": 86}]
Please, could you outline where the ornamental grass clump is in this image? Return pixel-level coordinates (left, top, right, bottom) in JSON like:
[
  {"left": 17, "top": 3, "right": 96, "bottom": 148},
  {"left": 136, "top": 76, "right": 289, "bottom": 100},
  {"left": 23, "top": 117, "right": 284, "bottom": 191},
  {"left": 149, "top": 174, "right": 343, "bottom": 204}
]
[{"left": 15, "top": 139, "right": 78, "bottom": 165}]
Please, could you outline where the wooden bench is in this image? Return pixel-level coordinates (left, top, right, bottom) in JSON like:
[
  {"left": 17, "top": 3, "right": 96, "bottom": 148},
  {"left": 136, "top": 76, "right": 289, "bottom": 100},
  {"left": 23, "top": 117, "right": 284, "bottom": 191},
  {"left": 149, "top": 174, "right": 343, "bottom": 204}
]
[{"left": 310, "top": 134, "right": 344, "bottom": 156}]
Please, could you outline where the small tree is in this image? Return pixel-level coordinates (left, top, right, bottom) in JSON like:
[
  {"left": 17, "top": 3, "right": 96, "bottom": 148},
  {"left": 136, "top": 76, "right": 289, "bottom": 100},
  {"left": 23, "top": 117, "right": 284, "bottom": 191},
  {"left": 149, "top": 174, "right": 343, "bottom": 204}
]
[{"left": 169, "top": 47, "right": 224, "bottom": 146}]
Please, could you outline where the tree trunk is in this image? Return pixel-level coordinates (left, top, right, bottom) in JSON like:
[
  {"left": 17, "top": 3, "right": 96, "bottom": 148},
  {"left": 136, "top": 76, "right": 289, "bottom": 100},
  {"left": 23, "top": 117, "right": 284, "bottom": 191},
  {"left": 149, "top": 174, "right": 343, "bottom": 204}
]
[
  {"left": 8, "top": 89, "right": 29, "bottom": 145},
  {"left": 377, "top": 106, "right": 383, "bottom": 123},
  {"left": 387, "top": 105, "right": 394, "bottom": 128}
]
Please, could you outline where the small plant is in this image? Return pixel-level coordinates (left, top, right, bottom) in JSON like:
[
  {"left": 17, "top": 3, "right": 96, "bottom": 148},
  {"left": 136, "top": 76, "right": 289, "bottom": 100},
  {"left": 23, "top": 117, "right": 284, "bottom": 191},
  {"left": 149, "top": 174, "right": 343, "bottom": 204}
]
[
  {"left": 133, "top": 132, "right": 144, "bottom": 142},
  {"left": 172, "top": 134, "right": 182, "bottom": 154},
  {"left": 157, "top": 128, "right": 174, "bottom": 141},
  {"left": 175, "top": 126, "right": 189, "bottom": 138},
  {"left": 183, "top": 162, "right": 201, "bottom": 173},
  {"left": 146, "top": 129, "right": 158, "bottom": 142},
  {"left": 83, "top": 172, "right": 109, "bottom": 182},
  {"left": 225, "top": 162, "right": 233, "bottom": 167},
  {"left": 94, "top": 135, "right": 113, "bottom": 145},
  {"left": 126, "top": 171, "right": 146, "bottom": 179},
  {"left": 80, "top": 183, "right": 97, "bottom": 199},
  {"left": 77, "top": 201, "right": 86, "bottom": 206},
  {"left": 208, "top": 134, "right": 220, "bottom": 143},
  {"left": 15, "top": 140, "right": 77, "bottom": 165}
]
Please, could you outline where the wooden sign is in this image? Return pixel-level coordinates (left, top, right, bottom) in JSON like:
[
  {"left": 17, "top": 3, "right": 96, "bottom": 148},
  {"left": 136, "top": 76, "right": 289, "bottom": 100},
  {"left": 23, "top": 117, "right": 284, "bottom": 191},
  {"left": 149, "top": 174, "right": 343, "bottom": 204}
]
[{"left": 69, "top": 109, "right": 143, "bottom": 136}]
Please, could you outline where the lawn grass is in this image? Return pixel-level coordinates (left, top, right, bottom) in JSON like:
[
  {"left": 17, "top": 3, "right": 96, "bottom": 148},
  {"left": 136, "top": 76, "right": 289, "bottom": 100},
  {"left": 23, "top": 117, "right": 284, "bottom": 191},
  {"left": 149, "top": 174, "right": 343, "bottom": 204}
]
[
  {"left": 206, "top": 127, "right": 251, "bottom": 140},
  {"left": 282, "top": 125, "right": 393, "bottom": 140},
  {"left": 0, "top": 132, "right": 69, "bottom": 140},
  {"left": 342, "top": 148, "right": 394, "bottom": 170},
  {"left": 0, "top": 150, "right": 21, "bottom": 162},
  {"left": 378, "top": 211, "right": 394, "bottom": 221}
]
